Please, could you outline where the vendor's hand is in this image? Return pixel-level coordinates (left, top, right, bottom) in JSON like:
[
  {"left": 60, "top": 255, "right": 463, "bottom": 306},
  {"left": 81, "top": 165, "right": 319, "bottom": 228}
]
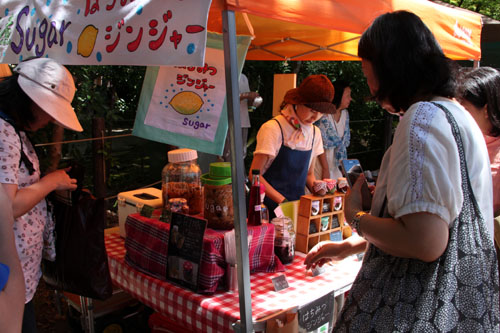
[
  {"left": 303, "top": 241, "right": 346, "bottom": 270},
  {"left": 42, "top": 168, "right": 78, "bottom": 192},
  {"left": 246, "top": 92, "right": 261, "bottom": 107},
  {"left": 345, "top": 174, "right": 366, "bottom": 222},
  {"left": 240, "top": 91, "right": 259, "bottom": 101},
  {"left": 247, "top": 91, "right": 260, "bottom": 100}
]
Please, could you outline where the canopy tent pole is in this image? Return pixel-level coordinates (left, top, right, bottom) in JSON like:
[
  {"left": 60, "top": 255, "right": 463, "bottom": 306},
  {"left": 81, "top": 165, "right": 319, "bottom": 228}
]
[{"left": 222, "top": 9, "right": 253, "bottom": 333}]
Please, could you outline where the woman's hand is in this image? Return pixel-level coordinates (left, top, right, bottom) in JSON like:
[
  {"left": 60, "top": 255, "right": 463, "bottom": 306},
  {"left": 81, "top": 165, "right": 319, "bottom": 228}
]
[
  {"left": 344, "top": 174, "right": 365, "bottom": 222},
  {"left": 303, "top": 241, "right": 347, "bottom": 270},
  {"left": 42, "top": 168, "right": 78, "bottom": 192}
]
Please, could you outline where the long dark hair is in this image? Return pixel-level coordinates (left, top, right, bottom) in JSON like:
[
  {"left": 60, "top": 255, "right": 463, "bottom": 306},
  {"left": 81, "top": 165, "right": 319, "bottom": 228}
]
[
  {"left": 358, "top": 10, "right": 456, "bottom": 112},
  {"left": 332, "top": 80, "right": 349, "bottom": 109},
  {"left": 458, "top": 67, "right": 500, "bottom": 137},
  {"left": 0, "top": 73, "right": 35, "bottom": 130}
]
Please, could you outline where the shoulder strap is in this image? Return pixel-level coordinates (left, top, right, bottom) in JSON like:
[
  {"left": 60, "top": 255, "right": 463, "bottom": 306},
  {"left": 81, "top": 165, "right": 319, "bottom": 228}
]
[
  {"left": 273, "top": 118, "right": 284, "bottom": 144},
  {"left": 0, "top": 111, "right": 35, "bottom": 175},
  {"left": 431, "top": 102, "right": 479, "bottom": 214},
  {"left": 312, "top": 124, "right": 316, "bottom": 149}
]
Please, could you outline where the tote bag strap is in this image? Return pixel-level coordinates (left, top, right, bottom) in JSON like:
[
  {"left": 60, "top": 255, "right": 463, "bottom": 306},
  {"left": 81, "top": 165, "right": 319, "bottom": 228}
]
[{"left": 431, "top": 102, "right": 482, "bottom": 217}]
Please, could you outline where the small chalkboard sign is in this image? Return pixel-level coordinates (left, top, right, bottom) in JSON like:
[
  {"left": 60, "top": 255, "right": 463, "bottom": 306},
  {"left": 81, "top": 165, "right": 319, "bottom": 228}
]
[
  {"left": 140, "top": 204, "right": 154, "bottom": 218},
  {"left": 166, "top": 212, "right": 207, "bottom": 292},
  {"left": 159, "top": 209, "right": 171, "bottom": 223},
  {"left": 298, "top": 291, "right": 335, "bottom": 332},
  {"left": 271, "top": 274, "right": 289, "bottom": 291}
]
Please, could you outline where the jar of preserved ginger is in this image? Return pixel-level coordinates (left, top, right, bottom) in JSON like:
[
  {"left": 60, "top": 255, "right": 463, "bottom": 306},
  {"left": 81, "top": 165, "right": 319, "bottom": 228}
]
[{"left": 162, "top": 148, "right": 203, "bottom": 215}]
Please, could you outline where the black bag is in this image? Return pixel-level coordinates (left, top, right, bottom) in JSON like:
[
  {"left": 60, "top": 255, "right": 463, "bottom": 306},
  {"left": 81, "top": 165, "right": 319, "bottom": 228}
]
[{"left": 42, "top": 164, "right": 112, "bottom": 300}]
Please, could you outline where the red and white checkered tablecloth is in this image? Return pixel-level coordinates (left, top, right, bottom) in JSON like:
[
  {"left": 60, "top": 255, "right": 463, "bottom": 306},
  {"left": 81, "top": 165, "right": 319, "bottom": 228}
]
[
  {"left": 106, "top": 232, "right": 361, "bottom": 333},
  {"left": 123, "top": 213, "right": 284, "bottom": 293}
]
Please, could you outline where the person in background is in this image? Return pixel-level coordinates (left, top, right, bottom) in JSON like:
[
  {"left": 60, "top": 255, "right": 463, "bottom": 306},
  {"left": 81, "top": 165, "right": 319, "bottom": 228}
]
[
  {"left": 222, "top": 72, "right": 261, "bottom": 162},
  {"left": 304, "top": 11, "right": 499, "bottom": 331},
  {"left": 457, "top": 66, "right": 500, "bottom": 270},
  {"left": 248, "top": 74, "right": 335, "bottom": 217},
  {"left": 0, "top": 58, "right": 82, "bottom": 332},
  {"left": 0, "top": 185, "right": 24, "bottom": 332},
  {"left": 314, "top": 79, "right": 352, "bottom": 180}
]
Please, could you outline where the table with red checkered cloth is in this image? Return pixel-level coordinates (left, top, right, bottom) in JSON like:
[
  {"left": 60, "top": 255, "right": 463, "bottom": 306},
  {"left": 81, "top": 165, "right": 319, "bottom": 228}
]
[
  {"left": 106, "top": 232, "right": 362, "bottom": 333},
  {"left": 124, "top": 213, "right": 284, "bottom": 293}
]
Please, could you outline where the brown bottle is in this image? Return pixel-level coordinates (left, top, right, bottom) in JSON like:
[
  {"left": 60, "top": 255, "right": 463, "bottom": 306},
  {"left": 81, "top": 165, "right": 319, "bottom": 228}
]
[{"left": 247, "top": 169, "right": 262, "bottom": 226}]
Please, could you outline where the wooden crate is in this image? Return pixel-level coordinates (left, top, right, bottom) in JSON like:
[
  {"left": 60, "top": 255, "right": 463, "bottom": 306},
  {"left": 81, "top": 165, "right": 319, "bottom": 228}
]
[{"left": 295, "top": 193, "right": 345, "bottom": 254}]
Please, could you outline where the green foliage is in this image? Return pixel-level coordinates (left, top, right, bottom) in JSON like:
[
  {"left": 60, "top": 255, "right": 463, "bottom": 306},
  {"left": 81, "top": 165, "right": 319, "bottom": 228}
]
[
  {"left": 440, "top": 0, "right": 500, "bottom": 20},
  {"left": 33, "top": 60, "right": 388, "bottom": 199},
  {"left": 31, "top": 65, "right": 165, "bottom": 199}
]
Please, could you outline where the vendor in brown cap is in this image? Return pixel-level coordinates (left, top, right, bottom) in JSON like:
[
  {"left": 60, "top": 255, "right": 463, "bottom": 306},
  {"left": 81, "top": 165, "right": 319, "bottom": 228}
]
[{"left": 248, "top": 74, "right": 335, "bottom": 217}]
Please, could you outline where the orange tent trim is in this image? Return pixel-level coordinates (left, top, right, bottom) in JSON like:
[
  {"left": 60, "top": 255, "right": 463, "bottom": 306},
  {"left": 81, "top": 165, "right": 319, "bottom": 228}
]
[{"left": 208, "top": 0, "right": 482, "bottom": 61}]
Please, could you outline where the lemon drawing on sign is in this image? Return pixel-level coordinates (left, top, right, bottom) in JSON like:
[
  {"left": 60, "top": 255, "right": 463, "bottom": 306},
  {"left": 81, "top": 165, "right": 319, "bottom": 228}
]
[
  {"left": 77, "top": 25, "right": 98, "bottom": 58},
  {"left": 169, "top": 91, "right": 204, "bottom": 115}
]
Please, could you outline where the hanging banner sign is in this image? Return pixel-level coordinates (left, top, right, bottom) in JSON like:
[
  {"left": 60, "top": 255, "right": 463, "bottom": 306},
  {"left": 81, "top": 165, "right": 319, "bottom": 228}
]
[
  {"left": 0, "top": 0, "right": 211, "bottom": 66},
  {"left": 143, "top": 47, "right": 224, "bottom": 142},
  {"left": 133, "top": 32, "right": 251, "bottom": 155}
]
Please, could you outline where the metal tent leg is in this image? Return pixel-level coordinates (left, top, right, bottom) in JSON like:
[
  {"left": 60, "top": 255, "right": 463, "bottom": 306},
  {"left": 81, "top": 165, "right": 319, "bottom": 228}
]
[{"left": 79, "top": 296, "right": 95, "bottom": 333}]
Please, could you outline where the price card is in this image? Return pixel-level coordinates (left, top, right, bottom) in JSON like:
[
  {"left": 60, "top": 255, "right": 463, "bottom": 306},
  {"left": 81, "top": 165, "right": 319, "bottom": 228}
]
[
  {"left": 298, "top": 291, "right": 335, "bottom": 332},
  {"left": 311, "top": 265, "right": 327, "bottom": 277},
  {"left": 271, "top": 274, "right": 289, "bottom": 291}
]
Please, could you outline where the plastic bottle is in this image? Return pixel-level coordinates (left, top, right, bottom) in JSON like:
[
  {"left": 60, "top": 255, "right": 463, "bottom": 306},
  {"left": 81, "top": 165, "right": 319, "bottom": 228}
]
[
  {"left": 247, "top": 169, "right": 262, "bottom": 226},
  {"left": 161, "top": 148, "right": 202, "bottom": 215}
]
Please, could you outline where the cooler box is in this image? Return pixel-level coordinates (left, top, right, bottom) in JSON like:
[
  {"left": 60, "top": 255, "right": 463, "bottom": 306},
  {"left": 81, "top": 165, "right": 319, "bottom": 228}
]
[{"left": 117, "top": 188, "right": 162, "bottom": 238}]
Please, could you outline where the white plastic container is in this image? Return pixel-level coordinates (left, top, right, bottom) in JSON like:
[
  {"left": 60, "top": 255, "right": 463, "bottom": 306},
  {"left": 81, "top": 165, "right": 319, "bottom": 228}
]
[{"left": 117, "top": 187, "right": 162, "bottom": 238}]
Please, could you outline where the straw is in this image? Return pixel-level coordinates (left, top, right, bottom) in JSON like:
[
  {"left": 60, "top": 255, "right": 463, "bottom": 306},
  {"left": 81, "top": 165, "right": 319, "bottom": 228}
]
[
  {"left": 224, "top": 229, "right": 236, "bottom": 266},
  {"left": 224, "top": 230, "right": 253, "bottom": 266}
]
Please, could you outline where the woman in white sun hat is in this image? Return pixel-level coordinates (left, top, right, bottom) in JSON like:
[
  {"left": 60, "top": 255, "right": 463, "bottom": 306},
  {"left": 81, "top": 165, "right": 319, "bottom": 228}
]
[{"left": 0, "top": 57, "right": 83, "bottom": 332}]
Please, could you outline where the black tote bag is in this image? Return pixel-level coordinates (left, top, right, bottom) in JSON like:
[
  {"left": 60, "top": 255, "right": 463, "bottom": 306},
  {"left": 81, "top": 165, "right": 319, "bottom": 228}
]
[{"left": 42, "top": 187, "right": 112, "bottom": 300}]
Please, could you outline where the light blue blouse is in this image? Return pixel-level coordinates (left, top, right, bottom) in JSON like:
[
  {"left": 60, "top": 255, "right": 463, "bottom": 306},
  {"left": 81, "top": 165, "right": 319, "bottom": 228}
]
[{"left": 315, "top": 110, "right": 350, "bottom": 168}]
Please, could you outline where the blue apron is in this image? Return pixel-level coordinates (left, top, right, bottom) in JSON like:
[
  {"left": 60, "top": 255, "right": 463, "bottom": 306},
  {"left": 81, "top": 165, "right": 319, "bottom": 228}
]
[{"left": 263, "top": 119, "right": 315, "bottom": 217}]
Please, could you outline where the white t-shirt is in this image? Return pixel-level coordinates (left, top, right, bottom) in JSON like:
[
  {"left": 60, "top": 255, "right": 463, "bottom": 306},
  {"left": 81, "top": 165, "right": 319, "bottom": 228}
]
[
  {"left": 254, "top": 115, "right": 324, "bottom": 174},
  {"left": 333, "top": 109, "right": 347, "bottom": 139},
  {"left": 370, "top": 98, "right": 494, "bottom": 241},
  {"left": 239, "top": 73, "right": 251, "bottom": 128}
]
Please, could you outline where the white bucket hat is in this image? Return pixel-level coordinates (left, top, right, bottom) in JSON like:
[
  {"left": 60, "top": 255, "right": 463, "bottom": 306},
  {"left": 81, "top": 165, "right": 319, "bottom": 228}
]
[{"left": 13, "top": 58, "right": 83, "bottom": 132}]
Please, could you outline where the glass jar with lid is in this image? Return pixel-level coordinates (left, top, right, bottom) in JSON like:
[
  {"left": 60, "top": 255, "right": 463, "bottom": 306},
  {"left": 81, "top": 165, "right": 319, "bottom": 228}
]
[
  {"left": 162, "top": 148, "right": 203, "bottom": 215},
  {"left": 201, "top": 162, "right": 234, "bottom": 230},
  {"left": 271, "top": 216, "right": 296, "bottom": 265}
]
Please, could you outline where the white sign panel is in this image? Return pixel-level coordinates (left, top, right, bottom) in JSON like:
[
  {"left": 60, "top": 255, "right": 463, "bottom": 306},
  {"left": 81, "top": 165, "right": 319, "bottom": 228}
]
[
  {"left": 0, "top": 0, "right": 211, "bottom": 65},
  {"left": 144, "top": 47, "right": 225, "bottom": 142}
]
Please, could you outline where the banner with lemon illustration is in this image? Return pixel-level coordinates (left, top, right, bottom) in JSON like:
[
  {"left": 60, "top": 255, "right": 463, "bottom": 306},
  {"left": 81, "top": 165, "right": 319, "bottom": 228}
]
[
  {"left": 133, "top": 32, "right": 251, "bottom": 155},
  {"left": 0, "top": 0, "right": 210, "bottom": 66}
]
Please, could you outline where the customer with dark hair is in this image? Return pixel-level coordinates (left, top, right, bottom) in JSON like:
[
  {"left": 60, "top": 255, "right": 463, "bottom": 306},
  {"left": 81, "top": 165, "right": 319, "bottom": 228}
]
[
  {"left": 0, "top": 57, "right": 82, "bottom": 332},
  {"left": 457, "top": 66, "right": 500, "bottom": 269},
  {"left": 314, "top": 79, "right": 352, "bottom": 180},
  {"left": 304, "top": 11, "right": 499, "bottom": 331}
]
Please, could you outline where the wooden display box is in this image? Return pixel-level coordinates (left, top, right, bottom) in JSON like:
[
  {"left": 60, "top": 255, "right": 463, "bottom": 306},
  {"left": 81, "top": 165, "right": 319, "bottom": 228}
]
[{"left": 296, "top": 193, "right": 345, "bottom": 253}]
